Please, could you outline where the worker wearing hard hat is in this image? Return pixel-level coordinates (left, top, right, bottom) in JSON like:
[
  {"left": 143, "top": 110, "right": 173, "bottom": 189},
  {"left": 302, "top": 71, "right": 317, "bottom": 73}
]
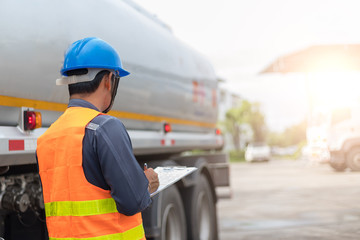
[{"left": 36, "top": 37, "right": 159, "bottom": 240}]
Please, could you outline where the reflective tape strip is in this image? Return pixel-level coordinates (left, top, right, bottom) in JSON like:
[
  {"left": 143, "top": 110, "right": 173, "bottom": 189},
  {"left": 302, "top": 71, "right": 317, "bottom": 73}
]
[
  {"left": 86, "top": 123, "right": 99, "bottom": 131},
  {"left": 9, "top": 140, "right": 25, "bottom": 151},
  {"left": 45, "top": 198, "right": 117, "bottom": 217},
  {"left": 108, "top": 110, "right": 215, "bottom": 128},
  {"left": 160, "top": 139, "right": 174, "bottom": 146},
  {"left": 24, "top": 139, "right": 37, "bottom": 151},
  {"left": 6, "top": 139, "right": 37, "bottom": 152},
  {"left": 0, "top": 95, "right": 215, "bottom": 128},
  {"left": 0, "top": 95, "right": 67, "bottom": 112},
  {"left": 49, "top": 224, "right": 145, "bottom": 240}
]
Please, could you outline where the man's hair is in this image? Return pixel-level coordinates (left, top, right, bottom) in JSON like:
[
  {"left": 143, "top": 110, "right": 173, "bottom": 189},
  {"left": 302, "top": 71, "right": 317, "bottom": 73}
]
[{"left": 67, "top": 69, "right": 110, "bottom": 96}]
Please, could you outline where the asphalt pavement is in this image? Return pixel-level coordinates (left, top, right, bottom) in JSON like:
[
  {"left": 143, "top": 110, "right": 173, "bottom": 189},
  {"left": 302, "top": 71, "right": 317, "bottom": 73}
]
[{"left": 217, "top": 159, "right": 360, "bottom": 240}]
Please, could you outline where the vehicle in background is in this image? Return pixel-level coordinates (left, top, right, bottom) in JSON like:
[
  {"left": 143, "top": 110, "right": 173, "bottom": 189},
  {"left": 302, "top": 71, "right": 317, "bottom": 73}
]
[
  {"left": 305, "top": 143, "right": 330, "bottom": 163},
  {"left": 309, "top": 104, "right": 360, "bottom": 171},
  {"left": 0, "top": 1, "right": 230, "bottom": 239},
  {"left": 327, "top": 107, "right": 360, "bottom": 171},
  {"left": 245, "top": 142, "right": 271, "bottom": 162},
  {"left": 272, "top": 145, "right": 298, "bottom": 157},
  {"left": 305, "top": 116, "right": 331, "bottom": 163}
]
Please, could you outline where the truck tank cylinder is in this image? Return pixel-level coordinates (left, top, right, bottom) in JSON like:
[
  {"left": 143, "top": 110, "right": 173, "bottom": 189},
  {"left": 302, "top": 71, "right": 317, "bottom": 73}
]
[{"left": 0, "top": 0, "right": 218, "bottom": 133}]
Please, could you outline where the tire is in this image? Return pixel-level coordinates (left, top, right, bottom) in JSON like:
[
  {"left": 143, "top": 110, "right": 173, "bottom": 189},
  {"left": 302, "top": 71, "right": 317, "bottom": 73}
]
[
  {"left": 329, "top": 158, "right": 347, "bottom": 171},
  {"left": 329, "top": 151, "right": 347, "bottom": 172},
  {"left": 346, "top": 148, "right": 360, "bottom": 171},
  {"left": 184, "top": 174, "right": 218, "bottom": 240},
  {"left": 159, "top": 185, "right": 187, "bottom": 240}
]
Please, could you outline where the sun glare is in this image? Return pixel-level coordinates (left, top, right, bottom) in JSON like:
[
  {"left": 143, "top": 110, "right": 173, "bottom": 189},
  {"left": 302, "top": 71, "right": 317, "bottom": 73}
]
[{"left": 308, "top": 72, "right": 360, "bottom": 113}]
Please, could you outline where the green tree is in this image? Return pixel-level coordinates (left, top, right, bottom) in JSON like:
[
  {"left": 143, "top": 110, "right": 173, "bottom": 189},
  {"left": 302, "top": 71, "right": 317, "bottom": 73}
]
[
  {"left": 224, "top": 108, "right": 243, "bottom": 151},
  {"left": 245, "top": 102, "right": 267, "bottom": 142},
  {"left": 224, "top": 100, "right": 267, "bottom": 150},
  {"left": 267, "top": 120, "right": 306, "bottom": 147}
]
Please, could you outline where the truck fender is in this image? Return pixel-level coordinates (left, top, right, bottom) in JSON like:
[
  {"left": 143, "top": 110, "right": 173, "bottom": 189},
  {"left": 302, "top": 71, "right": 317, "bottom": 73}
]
[
  {"left": 176, "top": 157, "right": 217, "bottom": 203},
  {"left": 342, "top": 138, "right": 360, "bottom": 153}
]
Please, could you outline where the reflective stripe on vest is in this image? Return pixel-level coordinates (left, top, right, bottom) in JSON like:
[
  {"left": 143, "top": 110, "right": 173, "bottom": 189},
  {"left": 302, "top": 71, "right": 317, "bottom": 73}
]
[
  {"left": 45, "top": 198, "right": 117, "bottom": 217},
  {"left": 48, "top": 224, "right": 145, "bottom": 240},
  {"left": 37, "top": 107, "right": 145, "bottom": 240}
]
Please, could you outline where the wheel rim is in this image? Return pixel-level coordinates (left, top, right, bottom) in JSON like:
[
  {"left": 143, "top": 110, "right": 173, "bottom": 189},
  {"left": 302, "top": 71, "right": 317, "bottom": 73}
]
[
  {"left": 162, "top": 203, "right": 182, "bottom": 240},
  {"left": 197, "top": 191, "right": 211, "bottom": 240}
]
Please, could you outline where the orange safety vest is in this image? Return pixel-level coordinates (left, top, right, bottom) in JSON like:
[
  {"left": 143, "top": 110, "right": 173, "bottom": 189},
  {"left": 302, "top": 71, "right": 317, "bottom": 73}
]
[{"left": 37, "top": 107, "right": 146, "bottom": 240}]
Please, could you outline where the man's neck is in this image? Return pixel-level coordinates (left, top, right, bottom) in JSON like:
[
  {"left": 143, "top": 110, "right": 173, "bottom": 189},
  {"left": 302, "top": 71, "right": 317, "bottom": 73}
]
[{"left": 70, "top": 94, "right": 103, "bottom": 112}]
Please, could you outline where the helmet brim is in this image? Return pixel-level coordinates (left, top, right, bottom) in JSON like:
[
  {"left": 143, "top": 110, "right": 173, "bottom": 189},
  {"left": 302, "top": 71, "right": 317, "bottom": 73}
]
[{"left": 117, "top": 68, "right": 130, "bottom": 77}]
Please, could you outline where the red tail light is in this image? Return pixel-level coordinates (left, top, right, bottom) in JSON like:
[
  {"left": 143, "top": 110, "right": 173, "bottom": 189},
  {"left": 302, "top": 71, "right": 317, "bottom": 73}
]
[
  {"left": 164, "top": 123, "right": 172, "bottom": 133},
  {"left": 215, "top": 128, "right": 222, "bottom": 135},
  {"left": 24, "top": 111, "right": 42, "bottom": 130}
]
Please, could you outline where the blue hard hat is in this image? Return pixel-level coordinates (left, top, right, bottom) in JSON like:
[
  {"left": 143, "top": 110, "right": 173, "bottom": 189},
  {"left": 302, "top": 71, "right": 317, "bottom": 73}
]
[{"left": 61, "top": 37, "right": 130, "bottom": 77}]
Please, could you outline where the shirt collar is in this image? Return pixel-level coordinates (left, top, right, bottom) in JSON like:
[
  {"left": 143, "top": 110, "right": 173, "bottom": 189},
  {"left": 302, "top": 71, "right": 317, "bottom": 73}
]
[{"left": 68, "top": 99, "right": 100, "bottom": 112}]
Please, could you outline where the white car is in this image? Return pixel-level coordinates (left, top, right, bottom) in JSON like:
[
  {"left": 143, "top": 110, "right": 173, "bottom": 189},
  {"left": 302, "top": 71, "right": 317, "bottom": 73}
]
[{"left": 245, "top": 142, "right": 271, "bottom": 162}]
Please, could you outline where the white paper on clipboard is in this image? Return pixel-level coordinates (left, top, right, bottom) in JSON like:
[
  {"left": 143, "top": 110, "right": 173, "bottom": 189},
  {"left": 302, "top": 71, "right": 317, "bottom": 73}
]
[{"left": 150, "top": 166, "right": 197, "bottom": 197}]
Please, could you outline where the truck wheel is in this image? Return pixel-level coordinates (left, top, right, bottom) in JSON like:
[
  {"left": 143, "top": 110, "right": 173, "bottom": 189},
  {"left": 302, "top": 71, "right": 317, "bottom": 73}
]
[
  {"left": 184, "top": 174, "right": 217, "bottom": 240},
  {"left": 347, "top": 148, "right": 360, "bottom": 171},
  {"left": 329, "top": 159, "right": 347, "bottom": 172},
  {"left": 160, "top": 186, "right": 187, "bottom": 240}
]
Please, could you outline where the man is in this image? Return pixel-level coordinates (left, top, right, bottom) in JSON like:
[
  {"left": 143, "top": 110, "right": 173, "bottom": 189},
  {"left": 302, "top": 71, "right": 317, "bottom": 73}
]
[{"left": 37, "top": 37, "right": 159, "bottom": 240}]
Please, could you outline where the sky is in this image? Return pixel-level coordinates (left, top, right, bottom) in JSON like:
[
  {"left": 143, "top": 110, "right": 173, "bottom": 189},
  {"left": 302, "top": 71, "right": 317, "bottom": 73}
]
[{"left": 132, "top": 0, "right": 360, "bottom": 131}]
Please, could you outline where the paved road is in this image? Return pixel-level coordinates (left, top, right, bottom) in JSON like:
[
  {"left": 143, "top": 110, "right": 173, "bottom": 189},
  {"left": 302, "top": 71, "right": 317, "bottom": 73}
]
[{"left": 217, "top": 159, "right": 360, "bottom": 240}]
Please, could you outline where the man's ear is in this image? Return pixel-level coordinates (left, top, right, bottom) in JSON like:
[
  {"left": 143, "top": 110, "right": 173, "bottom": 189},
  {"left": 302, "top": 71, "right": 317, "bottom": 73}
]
[{"left": 103, "top": 72, "right": 112, "bottom": 91}]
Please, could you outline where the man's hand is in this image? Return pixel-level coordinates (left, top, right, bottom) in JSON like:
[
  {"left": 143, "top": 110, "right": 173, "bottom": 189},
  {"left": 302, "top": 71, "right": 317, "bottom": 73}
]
[{"left": 144, "top": 168, "right": 159, "bottom": 194}]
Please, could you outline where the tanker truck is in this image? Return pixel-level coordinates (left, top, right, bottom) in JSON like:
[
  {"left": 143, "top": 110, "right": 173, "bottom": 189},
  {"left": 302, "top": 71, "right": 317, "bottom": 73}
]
[{"left": 0, "top": 0, "right": 230, "bottom": 239}]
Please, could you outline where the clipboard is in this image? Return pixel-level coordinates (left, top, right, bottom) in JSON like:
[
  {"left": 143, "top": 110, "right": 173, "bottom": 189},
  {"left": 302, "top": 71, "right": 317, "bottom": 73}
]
[{"left": 150, "top": 166, "right": 197, "bottom": 197}]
